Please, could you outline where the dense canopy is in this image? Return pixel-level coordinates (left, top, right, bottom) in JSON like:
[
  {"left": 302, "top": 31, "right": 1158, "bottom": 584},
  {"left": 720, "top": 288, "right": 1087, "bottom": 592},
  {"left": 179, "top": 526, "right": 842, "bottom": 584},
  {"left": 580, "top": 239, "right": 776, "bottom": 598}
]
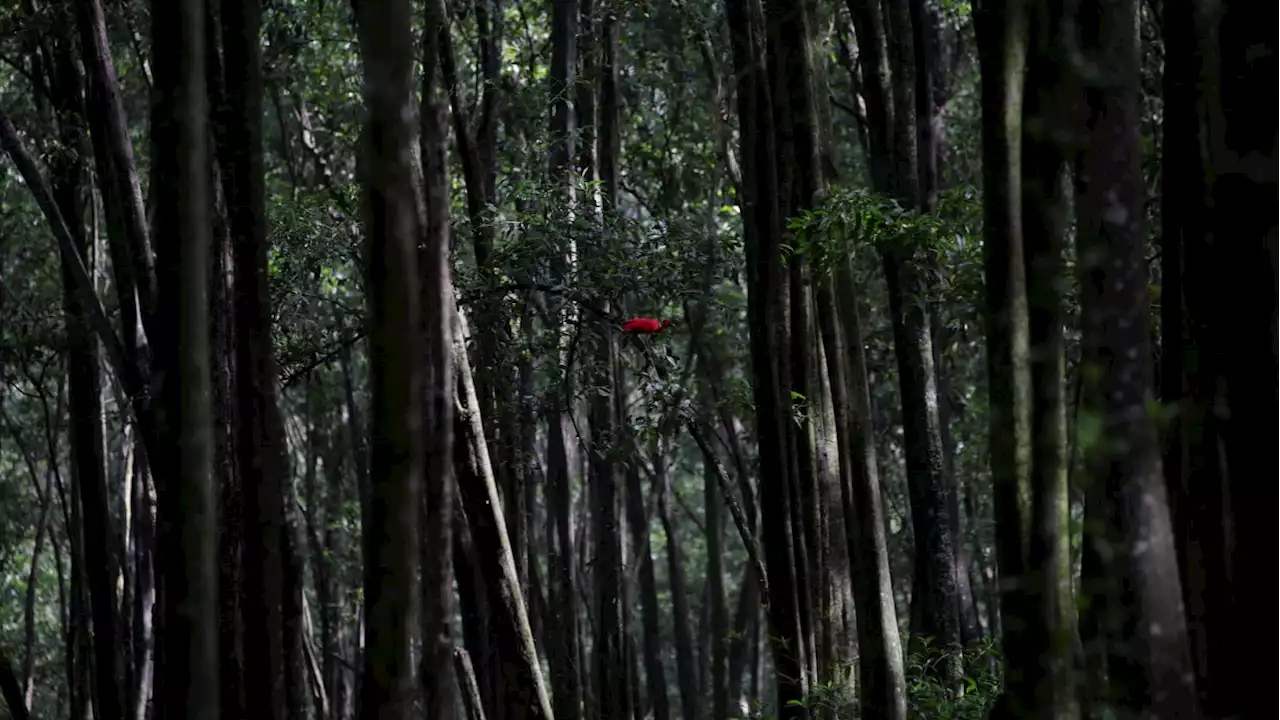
[{"left": 0, "top": 0, "right": 1273, "bottom": 719}]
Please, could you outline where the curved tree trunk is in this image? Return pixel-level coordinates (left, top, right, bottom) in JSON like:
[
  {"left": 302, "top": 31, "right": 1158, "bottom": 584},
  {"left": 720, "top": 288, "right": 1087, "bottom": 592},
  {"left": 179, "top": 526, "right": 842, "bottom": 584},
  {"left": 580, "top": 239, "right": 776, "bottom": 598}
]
[{"left": 452, "top": 311, "right": 555, "bottom": 720}]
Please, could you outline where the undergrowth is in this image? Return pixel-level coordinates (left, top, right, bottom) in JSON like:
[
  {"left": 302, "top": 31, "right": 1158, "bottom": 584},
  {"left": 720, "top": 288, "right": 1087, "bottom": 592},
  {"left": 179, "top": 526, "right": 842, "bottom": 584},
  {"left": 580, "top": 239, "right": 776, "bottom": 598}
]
[{"left": 744, "top": 636, "right": 1002, "bottom": 719}]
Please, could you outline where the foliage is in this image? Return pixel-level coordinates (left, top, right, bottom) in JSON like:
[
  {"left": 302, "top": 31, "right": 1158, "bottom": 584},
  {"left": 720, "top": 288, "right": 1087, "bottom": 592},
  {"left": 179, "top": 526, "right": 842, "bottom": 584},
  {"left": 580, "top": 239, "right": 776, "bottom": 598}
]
[
  {"left": 905, "top": 636, "right": 1002, "bottom": 719},
  {"left": 785, "top": 185, "right": 986, "bottom": 319},
  {"left": 743, "top": 636, "right": 1001, "bottom": 719}
]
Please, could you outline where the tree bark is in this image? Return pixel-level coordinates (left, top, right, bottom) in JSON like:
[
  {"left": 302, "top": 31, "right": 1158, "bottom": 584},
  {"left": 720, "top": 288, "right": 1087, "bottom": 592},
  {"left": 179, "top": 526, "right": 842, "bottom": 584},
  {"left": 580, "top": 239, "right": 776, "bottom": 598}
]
[
  {"left": 0, "top": 652, "right": 30, "bottom": 720},
  {"left": 818, "top": 272, "right": 908, "bottom": 720},
  {"left": 149, "top": 0, "right": 220, "bottom": 714},
  {"left": 452, "top": 310, "right": 555, "bottom": 720},
  {"left": 44, "top": 49, "right": 127, "bottom": 720},
  {"left": 726, "top": 0, "right": 809, "bottom": 715},
  {"left": 656, "top": 449, "right": 701, "bottom": 720},
  {"left": 420, "top": 0, "right": 458, "bottom": 716},
  {"left": 544, "top": 1, "right": 583, "bottom": 715},
  {"left": 973, "top": 0, "right": 1035, "bottom": 710},
  {"left": 1022, "top": 0, "right": 1078, "bottom": 713},
  {"left": 1075, "top": 0, "right": 1198, "bottom": 712},
  {"left": 624, "top": 463, "right": 670, "bottom": 720},
  {"left": 353, "top": 0, "right": 427, "bottom": 715},
  {"left": 216, "top": 0, "right": 292, "bottom": 716},
  {"left": 1158, "top": 0, "right": 1224, "bottom": 711}
]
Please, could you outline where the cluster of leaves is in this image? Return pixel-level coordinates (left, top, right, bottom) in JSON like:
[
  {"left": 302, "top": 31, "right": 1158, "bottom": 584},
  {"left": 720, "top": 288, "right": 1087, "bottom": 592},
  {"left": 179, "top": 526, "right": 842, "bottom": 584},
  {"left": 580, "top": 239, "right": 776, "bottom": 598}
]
[
  {"left": 267, "top": 189, "right": 365, "bottom": 383},
  {"left": 905, "top": 636, "right": 1002, "bottom": 719},
  {"left": 785, "top": 185, "right": 986, "bottom": 313}
]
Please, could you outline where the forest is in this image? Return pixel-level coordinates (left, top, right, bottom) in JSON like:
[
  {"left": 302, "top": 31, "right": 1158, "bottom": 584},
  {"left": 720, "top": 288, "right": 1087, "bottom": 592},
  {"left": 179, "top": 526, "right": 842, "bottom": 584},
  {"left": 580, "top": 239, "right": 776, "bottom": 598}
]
[{"left": 0, "top": 0, "right": 1273, "bottom": 718}]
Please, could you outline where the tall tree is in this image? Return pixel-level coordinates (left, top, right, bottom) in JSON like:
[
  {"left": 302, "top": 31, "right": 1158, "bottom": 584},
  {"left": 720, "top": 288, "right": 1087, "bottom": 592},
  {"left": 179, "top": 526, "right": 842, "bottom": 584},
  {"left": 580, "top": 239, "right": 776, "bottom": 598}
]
[
  {"left": 1161, "top": 0, "right": 1278, "bottom": 714},
  {"left": 419, "top": 0, "right": 457, "bottom": 715},
  {"left": 1206, "top": 8, "right": 1278, "bottom": 710},
  {"left": 40, "top": 20, "right": 126, "bottom": 720},
  {"left": 726, "top": 0, "right": 809, "bottom": 715},
  {"left": 544, "top": 0, "right": 584, "bottom": 716},
  {"left": 149, "top": 0, "right": 220, "bottom": 716},
  {"left": 1075, "top": 0, "right": 1197, "bottom": 713},
  {"left": 881, "top": 0, "right": 962, "bottom": 681},
  {"left": 452, "top": 311, "right": 555, "bottom": 720},
  {"left": 353, "top": 0, "right": 426, "bottom": 716},
  {"left": 1021, "top": 0, "right": 1077, "bottom": 713},
  {"left": 579, "top": 1, "right": 628, "bottom": 715},
  {"left": 973, "top": 0, "right": 1034, "bottom": 712},
  {"left": 215, "top": 0, "right": 296, "bottom": 716}
]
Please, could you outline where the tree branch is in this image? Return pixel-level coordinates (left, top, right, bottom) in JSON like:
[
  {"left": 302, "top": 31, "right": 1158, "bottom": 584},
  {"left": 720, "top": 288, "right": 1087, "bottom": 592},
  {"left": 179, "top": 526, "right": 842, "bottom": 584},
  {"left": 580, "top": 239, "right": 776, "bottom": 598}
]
[
  {"left": 0, "top": 107, "right": 142, "bottom": 400},
  {"left": 0, "top": 648, "right": 31, "bottom": 720}
]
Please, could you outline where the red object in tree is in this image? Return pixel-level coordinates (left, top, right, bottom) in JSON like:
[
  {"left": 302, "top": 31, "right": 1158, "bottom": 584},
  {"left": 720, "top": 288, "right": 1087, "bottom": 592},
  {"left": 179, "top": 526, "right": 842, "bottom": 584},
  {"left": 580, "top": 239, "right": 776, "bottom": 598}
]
[{"left": 622, "top": 317, "right": 673, "bottom": 334}]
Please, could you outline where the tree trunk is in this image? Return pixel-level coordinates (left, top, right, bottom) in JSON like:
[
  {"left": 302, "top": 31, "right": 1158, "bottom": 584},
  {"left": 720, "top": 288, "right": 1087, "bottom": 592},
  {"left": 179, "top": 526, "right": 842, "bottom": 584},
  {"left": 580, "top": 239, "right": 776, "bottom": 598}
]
[
  {"left": 826, "top": 269, "right": 909, "bottom": 720},
  {"left": 452, "top": 310, "right": 555, "bottom": 720},
  {"left": 282, "top": 495, "right": 309, "bottom": 720},
  {"left": 656, "top": 450, "right": 701, "bottom": 720},
  {"left": 74, "top": 0, "right": 158, "bottom": 348},
  {"left": 882, "top": 0, "right": 961, "bottom": 680},
  {"left": 353, "top": 0, "right": 427, "bottom": 715},
  {"left": 706, "top": 458, "right": 728, "bottom": 720},
  {"left": 1022, "top": 0, "right": 1077, "bottom": 713},
  {"left": 46, "top": 64, "right": 126, "bottom": 720},
  {"left": 726, "top": 1, "right": 809, "bottom": 715},
  {"left": 1075, "top": 0, "right": 1198, "bottom": 712},
  {"left": 1158, "top": 0, "right": 1224, "bottom": 712},
  {"left": 624, "top": 464, "right": 670, "bottom": 720},
  {"left": 214, "top": 1, "right": 294, "bottom": 716},
  {"left": 0, "top": 652, "right": 31, "bottom": 720},
  {"left": 1161, "top": 0, "right": 1278, "bottom": 714},
  {"left": 1210, "top": 2, "right": 1278, "bottom": 709},
  {"left": 973, "top": 0, "right": 1034, "bottom": 710},
  {"left": 454, "top": 502, "right": 496, "bottom": 716},
  {"left": 420, "top": 0, "right": 458, "bottom": 714},
  {"left": 209, "top": 93, "right": 244, "bottom": 720},
  {"left": 149, "top": 0, "right": 220, "bottom": 714},
  {"left": 544, "top": 0, "right": 583, "bottom": 714}
]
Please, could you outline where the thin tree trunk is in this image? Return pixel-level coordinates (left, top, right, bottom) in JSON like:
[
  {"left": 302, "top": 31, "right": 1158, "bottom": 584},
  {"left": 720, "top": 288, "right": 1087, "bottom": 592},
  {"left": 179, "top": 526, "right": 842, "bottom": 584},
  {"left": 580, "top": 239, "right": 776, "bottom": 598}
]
[
  {"left": 420, "top": 0, "right": 458, "bottom": 712},
  {"left": 21, "top": 469, "right": 54, "bottom": 705},
  {"left": 545, "top": 0, "right": 583, "bottom": 715},
  {"left": 706, "top": 459, "right": 728, "bottom": 720},
  {"left": 624, "top": 464, "right": 670, "bottom": 720},
  {"left": 74, "top": 0, "right": 158, "bottom": 345},
  {"left": 0, "top": 652, "right": 31, "bottom": 720},
  {"left": 452, "top": 310, "right": 555, "bottom": 720},
  {"left": 130, "top": 460, "right": 156, "bottom": 720},
  {"left": 1022, "top": 0, "right": 1077, "bottom": 712},
  {"left": 283, "top": 492, "right": 309, "bottom": 720},
  {"left": 973, "top": 0, "right": 1034, "bottom": 709},
  {"left": 455, "top": 648, "right": 490, "bottom": 720},
  {"left": 44, "top": 34, "right": 126, "bottom": 720},
  {"left": 454, "top": 501, "right": 496, "bottom": 716},
  {"left": 656, "top": 449, "right": 700, "bottom": 720}
]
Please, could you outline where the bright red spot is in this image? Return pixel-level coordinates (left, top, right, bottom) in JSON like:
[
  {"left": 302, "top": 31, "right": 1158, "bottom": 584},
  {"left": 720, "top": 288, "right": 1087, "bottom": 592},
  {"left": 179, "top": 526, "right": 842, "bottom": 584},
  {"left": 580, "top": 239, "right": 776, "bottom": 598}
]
[{"left": 622, "top": 317, "right": 674, "bottom": 334}]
